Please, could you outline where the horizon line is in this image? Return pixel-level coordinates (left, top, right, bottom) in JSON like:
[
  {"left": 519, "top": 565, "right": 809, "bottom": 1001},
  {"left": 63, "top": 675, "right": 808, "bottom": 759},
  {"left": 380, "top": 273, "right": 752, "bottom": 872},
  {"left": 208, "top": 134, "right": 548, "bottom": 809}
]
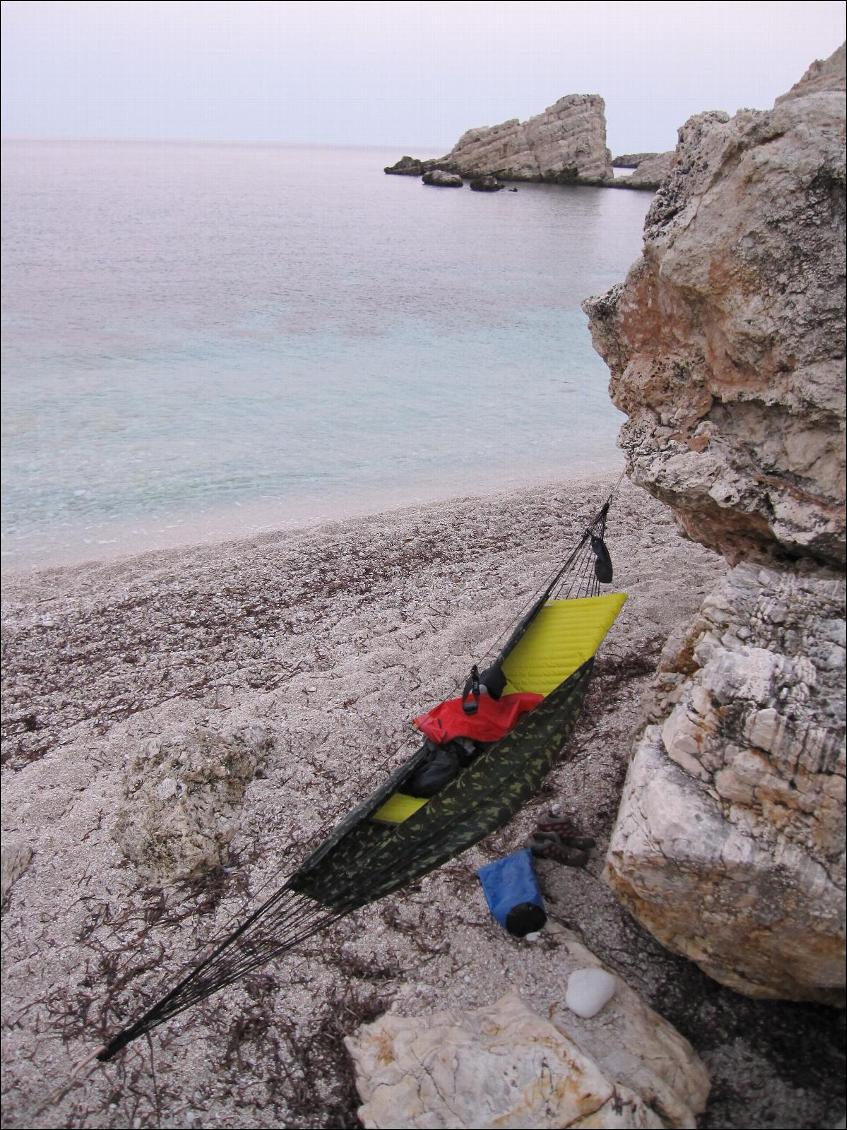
[{"left": 0, "top": 133, "right": 450, "bottom": 153}]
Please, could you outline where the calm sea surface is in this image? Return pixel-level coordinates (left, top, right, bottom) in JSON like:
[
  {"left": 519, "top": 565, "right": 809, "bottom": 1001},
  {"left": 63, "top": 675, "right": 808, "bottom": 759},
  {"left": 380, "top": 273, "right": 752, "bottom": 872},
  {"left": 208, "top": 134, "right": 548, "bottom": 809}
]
[{"left": 1, "top": 141, "right": 650, "bottom": 570}]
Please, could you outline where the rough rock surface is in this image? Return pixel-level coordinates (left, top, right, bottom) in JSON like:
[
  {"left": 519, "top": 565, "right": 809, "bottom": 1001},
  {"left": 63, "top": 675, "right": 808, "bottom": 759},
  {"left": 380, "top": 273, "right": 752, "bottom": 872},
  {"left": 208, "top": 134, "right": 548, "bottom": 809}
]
[
  {"left": 613, "top": 153, "right": 661, "bottom": 168},
  {"left": 469, "top": 174, "right": 504, "bottom": 192},
  {"left": 584, "top": 73, "right": 846, "bottom": 567},
  {"left": 421, "top": 168, "right": 463, "bottom": 188},
  {"left": 607, "top": 562, "right": 845, "bottom": 1004},
  {"left": 777, "top": 41, "right": 846, "bottom": 103},
  {"left": 384, "top": 155, "right": 431, "bottom": 176},
  {"left": 1, "top": 840, "right": 33, "bottom": 910},
  {"left": 585, "top": 44, "right": 847, "bottom": 1004},
  {"left": 113, "top": 723, "right": 275, "bottom": 881},
  {"left": 444, "top": 95, "right": 612, "bottom": 182},
  {"left": 347, "top": 987, "right": 709, "bottom": 1129},
  {"left": 387, "top": 94, "right": 612, "bottom": 184},
  {"left": 624, "top": 151, "right": 675, "bottom": 189}
]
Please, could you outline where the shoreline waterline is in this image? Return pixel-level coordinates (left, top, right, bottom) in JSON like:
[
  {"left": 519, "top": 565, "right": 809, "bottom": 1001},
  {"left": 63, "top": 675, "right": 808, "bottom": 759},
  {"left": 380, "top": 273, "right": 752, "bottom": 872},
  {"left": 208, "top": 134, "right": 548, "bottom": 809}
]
[
  {"left": 1, "top": 459, "right": 625, "bottom": 576},
  {"left": 3, "top": 140, "right": 649, "bottom": 578}
]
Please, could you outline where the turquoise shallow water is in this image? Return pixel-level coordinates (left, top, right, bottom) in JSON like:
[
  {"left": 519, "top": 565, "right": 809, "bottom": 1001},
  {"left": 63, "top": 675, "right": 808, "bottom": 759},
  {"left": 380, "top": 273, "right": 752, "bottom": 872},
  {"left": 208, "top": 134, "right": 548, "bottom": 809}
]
[{"left": 1, "top": 141, "right": 650, "bottom": 569}]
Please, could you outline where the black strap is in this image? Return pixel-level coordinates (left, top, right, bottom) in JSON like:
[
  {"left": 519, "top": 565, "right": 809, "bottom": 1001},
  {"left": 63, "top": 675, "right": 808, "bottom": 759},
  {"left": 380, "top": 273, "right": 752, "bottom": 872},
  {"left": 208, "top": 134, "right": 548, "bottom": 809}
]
[{"left": 462, "top": 664, "right": 481, "bottom": 714}]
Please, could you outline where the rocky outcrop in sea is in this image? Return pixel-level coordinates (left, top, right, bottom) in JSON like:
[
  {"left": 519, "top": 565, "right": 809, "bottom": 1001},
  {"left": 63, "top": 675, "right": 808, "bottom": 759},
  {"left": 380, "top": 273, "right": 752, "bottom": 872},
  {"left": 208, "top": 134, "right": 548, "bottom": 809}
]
[
  {"left": 422, "top": 168, "right": 463, "bottom": 188},
  {"left": 619, "top": 150, "right": 675, "bottom": 189},
  {"left": 612, "top": 152, "right": 660, "bottom": 168},
  {"left": 584, "top": 43, "right": 846, "bottom": 1004},
  {"left": 386, "top": 94, "right": 613, "bottom": 184}
]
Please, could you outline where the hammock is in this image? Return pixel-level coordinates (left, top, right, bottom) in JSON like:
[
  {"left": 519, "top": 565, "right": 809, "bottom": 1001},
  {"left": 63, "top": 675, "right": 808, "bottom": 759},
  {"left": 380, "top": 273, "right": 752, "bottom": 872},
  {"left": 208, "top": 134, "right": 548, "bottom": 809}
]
[{"left": 96, "top": 493, "right": 626, "bottom": 1061}]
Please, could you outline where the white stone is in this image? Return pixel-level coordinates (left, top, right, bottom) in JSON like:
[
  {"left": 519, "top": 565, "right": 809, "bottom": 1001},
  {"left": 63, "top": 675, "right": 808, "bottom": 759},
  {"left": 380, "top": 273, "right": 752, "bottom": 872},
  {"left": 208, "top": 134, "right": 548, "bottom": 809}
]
[
  {"left": 156, "top": 776, "right": 178, "bottom": 801},
  {"left": 566, "top": 968, "right": 618, "bottom": 1018}
]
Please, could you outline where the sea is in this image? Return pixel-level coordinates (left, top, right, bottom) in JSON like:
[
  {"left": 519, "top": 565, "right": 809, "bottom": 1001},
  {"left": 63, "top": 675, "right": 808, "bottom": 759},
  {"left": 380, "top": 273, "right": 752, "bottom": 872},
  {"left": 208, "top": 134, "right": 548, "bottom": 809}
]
[{"left": 1, "top": 140, "right": 650, "bottom": 571}]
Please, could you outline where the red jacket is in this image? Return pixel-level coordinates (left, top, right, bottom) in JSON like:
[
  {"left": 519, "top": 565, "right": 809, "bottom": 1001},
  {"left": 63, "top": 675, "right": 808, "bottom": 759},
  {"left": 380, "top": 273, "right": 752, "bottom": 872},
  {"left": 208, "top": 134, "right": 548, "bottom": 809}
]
[{"left": 414, "top": 691, "right": 543, "bottom": 745}]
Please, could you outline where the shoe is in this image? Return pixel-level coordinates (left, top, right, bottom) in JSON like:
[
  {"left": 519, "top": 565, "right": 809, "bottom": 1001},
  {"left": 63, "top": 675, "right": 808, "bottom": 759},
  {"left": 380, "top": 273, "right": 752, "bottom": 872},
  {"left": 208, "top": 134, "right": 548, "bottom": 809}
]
[{"left": 528, "top": 833, "right": 590, "bottom": 868}]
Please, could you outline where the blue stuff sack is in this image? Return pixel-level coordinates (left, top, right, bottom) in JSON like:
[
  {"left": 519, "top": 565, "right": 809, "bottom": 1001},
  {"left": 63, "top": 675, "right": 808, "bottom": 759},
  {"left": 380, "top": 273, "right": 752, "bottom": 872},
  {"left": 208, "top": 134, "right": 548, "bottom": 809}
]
[{"left": 476, "top": 848, "right": 547, "bottom": 937}]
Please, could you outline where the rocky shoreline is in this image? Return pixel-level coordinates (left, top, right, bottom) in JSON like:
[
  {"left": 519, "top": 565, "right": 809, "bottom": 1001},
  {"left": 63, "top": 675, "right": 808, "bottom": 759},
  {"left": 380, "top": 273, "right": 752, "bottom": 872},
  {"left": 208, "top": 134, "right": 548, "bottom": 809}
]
[
  {"left": 1, "top": 474, "right": 844, "bottom": 1128},
  {"left": 385, "top": 95, "right": 673, "bottom": 191},
  {"left": 583, "top": 41, "right": 846, "bottom": 1010},
  {"left": 2, "top": 38, "right": 845, "bottom": 1130}
]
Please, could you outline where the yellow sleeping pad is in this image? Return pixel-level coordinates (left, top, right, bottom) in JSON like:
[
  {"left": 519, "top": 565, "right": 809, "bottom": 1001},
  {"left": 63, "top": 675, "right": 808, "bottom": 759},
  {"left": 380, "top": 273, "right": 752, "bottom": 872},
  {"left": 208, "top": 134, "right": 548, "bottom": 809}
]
[
  {"left": 371, "top": 592, "right": 627, "bottom": 825},
  {"left": 372, "top": 792, "right": 429, "bottom": 824},
  {"left": 501, "top": 592, "right": 627, "bottom": 696}
]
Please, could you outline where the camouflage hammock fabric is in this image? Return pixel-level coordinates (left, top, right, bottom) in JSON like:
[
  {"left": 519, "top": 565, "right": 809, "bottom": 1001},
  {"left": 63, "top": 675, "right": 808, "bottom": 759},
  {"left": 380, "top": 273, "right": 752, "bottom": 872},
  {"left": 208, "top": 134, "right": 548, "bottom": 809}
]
[{"left": 96, "top": 498, "right": 622, "bottom": 1061}]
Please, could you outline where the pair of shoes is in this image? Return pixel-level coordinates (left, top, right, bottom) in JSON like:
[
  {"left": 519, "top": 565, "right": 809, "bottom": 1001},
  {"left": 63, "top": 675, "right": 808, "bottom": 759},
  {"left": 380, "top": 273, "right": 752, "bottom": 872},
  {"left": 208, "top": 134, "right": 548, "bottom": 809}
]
[
  {"left": 528, "top": 832, "right": 590, "bottom": 868},
  {"left": 535, "top": 819, "right": 597, "bottom": 851}
]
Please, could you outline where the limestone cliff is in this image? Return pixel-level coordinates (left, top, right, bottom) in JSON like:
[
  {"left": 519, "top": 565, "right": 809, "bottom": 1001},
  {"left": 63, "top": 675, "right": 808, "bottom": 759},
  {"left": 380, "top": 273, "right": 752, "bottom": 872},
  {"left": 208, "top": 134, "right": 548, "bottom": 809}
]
[
  {"left": 386, "top": 94, "right": 613, "bottom": 183},
  {"left": 584, "top": 44, "right": 846, "bottom": 1004}
]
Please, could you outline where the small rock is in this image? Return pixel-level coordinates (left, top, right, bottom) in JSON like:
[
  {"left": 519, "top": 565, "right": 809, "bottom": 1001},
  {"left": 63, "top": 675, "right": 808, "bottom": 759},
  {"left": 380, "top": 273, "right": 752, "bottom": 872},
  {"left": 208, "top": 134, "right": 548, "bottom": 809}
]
[
  {"left": 113, "top": 724, "right": 275, "bottom": 881},
  {"left": 421, "top": 169, "right": 463, "bottom": 188},
  {"left": 566, "top": 967, "right": 618, "bottom": 1018},
  {"left": 1, "top": 842, "right": 33, "bottom": 910},
  {"left": 156, "top": 776, "right": 178, "bottom": 801},
  {"left": 469, "top": 174, "right": 504, "bottom": 192}
]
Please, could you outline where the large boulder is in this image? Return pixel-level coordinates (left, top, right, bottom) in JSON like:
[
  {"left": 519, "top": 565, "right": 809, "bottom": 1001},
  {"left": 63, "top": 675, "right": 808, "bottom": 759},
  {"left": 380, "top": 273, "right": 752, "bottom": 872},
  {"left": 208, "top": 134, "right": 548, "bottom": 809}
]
[
  {"left": 445, "top": 95, "right": 612, "bottom": 182},
  {"left": 584, "top": 43, "right": 846, "bottom": 1003},
  {"left": 469, "top": 174, "right": 505, "bottom": 192},
  {"left": 584, "top": 73, "right": 845, "bottom": 567},
  {"left": 624, "top": 151, "right": 675, "bottom": 189},
  {"left": 386, "top": 94, "right": 613, "bottom": 184},
  {"left": 347, "top": 981, "right": 709, "bottom": 1129},
  {"left": 384, "top": 155, "right": 429, "bottom": 176},
  {"left": 613, "top": 152, "right": 661, "bottom": 168},
  {"left": 607, "top": 563, "right": 845, "bottom": 1004}
]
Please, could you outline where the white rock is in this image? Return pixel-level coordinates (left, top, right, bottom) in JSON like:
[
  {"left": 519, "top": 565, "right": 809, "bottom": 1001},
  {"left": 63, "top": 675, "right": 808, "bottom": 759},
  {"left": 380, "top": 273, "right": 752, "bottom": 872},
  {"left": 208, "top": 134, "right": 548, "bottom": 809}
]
[
  {"left": 566, "top": 968, "right": 618, "bottom": 1018},
  {"left": 348, "top": 971, "right": 709, "bottom": 1130},
  {"left": 347, "top": 993, "right": 667, "bottom": 1130},
  {"left": 156, "top": 776, "right": 178, "bottom": 801},
  {"left": 605, "top": 564, "right": 846, "bottom": 1005}
]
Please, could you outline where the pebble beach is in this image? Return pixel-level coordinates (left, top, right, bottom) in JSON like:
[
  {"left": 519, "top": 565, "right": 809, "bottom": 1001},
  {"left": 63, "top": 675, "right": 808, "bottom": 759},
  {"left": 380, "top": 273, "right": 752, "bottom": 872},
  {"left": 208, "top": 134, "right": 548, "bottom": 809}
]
[{"left": 2, "top": 472, "right": 844, "bottom": 1128}]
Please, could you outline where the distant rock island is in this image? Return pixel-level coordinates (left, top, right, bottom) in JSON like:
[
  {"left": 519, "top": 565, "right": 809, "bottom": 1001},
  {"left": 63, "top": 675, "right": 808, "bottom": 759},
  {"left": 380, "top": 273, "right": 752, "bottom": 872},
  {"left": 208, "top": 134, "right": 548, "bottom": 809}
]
[
  {"left": 610, "top": 150, "right": 675, "bottom": 189},
  {"left": 386, "top": 95, "right": 674, "bottom": 191},
  {"left": 386, "top": 94, "right": 615, "bottom": 186},
  {"left": 611, "top": 152, "right": 658, "bottom": 167}
]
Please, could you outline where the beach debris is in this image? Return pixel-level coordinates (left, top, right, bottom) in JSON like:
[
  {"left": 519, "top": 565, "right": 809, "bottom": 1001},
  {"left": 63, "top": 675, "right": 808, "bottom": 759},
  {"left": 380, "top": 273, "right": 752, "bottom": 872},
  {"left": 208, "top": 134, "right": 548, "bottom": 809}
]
[
  {"left": 566, "top": 967, "right": 618, "bottom": 1018},
  {"left": 1, "top": 840, "right": 33, "bottom": 911},
  {"left": 112, "top": 723, "right": 274, "bottom": 881},
  {"left": 528, "top": 810, "right": 596, "bottom": 867},
  {"left": 477, "top": 848, "right": 546, "bottom": 937}
]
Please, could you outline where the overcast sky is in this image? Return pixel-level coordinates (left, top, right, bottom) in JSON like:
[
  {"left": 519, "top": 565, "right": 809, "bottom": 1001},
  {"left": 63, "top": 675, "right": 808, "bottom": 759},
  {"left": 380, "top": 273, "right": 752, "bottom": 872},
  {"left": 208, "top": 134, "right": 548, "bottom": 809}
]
[{"left": 2, "top": 1, "right": 844, "bottom": 153}]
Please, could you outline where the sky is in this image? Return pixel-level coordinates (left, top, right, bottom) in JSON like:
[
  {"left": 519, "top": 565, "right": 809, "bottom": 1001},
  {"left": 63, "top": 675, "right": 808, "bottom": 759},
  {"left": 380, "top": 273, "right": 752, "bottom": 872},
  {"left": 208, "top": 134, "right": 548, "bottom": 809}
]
[{"left": 1, "top": 1, "right": 844, "bottom": 154}]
